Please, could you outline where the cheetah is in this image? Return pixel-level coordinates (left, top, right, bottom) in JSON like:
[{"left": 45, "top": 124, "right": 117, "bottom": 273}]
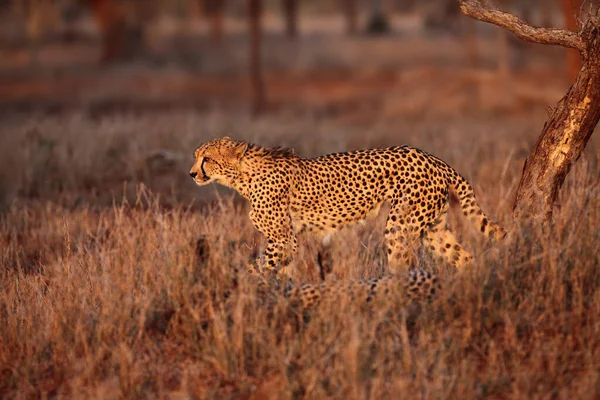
[
  {"left": 195, "top": 235, "right": 441, "bottom": 312},
  {"left": 189, "top": 137, "right": 505, "bottom": 277},
  {"left": 285, "top": 269, "right": 441, "bottom": 310}
]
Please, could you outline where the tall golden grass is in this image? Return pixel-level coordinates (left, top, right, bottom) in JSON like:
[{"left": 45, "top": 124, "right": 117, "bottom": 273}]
[{"left": 1, "top": 110, "right": 600, "bottom": 398}]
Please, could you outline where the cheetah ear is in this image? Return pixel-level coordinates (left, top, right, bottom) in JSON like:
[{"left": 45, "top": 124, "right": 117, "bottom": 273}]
[{"left": 231, "top": 142, "right": 248, "bottom": 160}]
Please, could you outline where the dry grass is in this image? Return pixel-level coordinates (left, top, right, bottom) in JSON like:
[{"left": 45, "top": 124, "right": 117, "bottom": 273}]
[{"left": 2, "top": 108, "right": 600, "bottom": 399}]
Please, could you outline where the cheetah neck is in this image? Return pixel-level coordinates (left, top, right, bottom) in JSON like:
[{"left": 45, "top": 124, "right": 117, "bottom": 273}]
[{"left": 230, "top": 146, "right": 301, "bottom": 199}]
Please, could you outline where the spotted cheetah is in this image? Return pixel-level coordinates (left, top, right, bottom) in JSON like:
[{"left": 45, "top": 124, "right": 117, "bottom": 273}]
[
  {"left": 285, "top": 269, "right": 440, "bottom": 310},
  {"left": 190, "top": 137, "right": 505, "bottom": 276},
  {"left": 195, "top": 235, "right": 440, "bottom": 311}
]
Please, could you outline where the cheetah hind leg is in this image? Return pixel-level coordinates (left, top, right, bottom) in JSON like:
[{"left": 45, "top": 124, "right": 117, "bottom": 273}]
[
  {"left": 384, "top": 200, "right": 423, "bottom": 275},
  {"left": 423, "top": 207, "right": 473, "bottom": 270}
]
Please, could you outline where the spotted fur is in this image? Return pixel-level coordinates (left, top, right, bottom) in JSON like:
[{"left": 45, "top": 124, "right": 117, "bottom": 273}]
[
  {"left": 194, "top": 235, "right": 441, "bottom": 313},
  {"left": 285, "top": 270, "right": 441, "bottom": 310},
  {"left": 190, "top": 137, "right": 505, "bottom": 276}
]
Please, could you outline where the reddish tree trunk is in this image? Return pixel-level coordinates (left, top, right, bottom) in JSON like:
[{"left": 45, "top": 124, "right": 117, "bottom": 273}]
[
  {"left": 340, "top": 0, "right": 358, "bottom": 35},
  {"left": 203, "top": 0, "right": 225, "bottom": 41},
  {"left": 248, "top": 0, "right": 266, "bottom": 115},
  {"left": 497, "top": 27, "right": 510, "bottom": 79},
  {"left": 562, "top": 0, "right": 581, "bottom": 81},
  {"left": 541, "top": 1, "right": 554, "bottom": 27},
  {"left": 465, "top": 18, "right": 478, "bottom": 68},
  {"left": 90, "top": 0, "right": 147, "bottom": 63},
  {"left": 283, "top": 0, "right": 298, "bottom": 38},
  {"left": 90, "top": 0, "right": 124, "bottom": 62}
]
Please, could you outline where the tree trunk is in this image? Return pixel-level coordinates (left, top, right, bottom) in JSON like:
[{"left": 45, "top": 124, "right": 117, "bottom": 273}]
[
  {"left": 24, "top": 0, "right": 46, "bottom": 66},
  {"left": 562, "top": 0, "right": 581, "bottom": 81},
  {"left": 497, "top": 26, "right": 510, "bottom": 79},
  {"left": 283, "top": 0, "right": 298, "bottom": 38},
  {"left": 464, "top": 18, "right": 477, "bottom": 68},
  {"left": 248, "top": 0, "right": 266, "bottom": 116},
  {"left": 541, "top": 0, "right": 554, "bottom": 27},
  {"left": 90, "top": 0, "right": 147, "bottom": 63},
  {"left": 513, "top": 21, "right": 600, "bottom": 221},
  {"left": 340, "top": 0, "right": 358, "bottom": 35},
  {"left": 203, "top": 0, "right": 225, "bottom": 41},
  {"left": 90, "top": 0, "right": 123, "bottom": 62},
  {"left": 366, "top": 0, "right": 389, "bottom": 35}
]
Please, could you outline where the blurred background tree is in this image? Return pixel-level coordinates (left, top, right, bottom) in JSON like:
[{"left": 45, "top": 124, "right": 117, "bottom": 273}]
[
  {"left": 282, "top": 0, "right": 298, "bottom": 38},
  {"left": 340, "top": 0, "right": 358, "bottom": 35},
  {"left": 562, "top": 0, "right": 582, "bottom": 81},
  {"left": 88, "top": 0, "right": 161, "bottom": 62},
  {"left": 249, "top": 0, "right": 265, "bottom": 115},
  {"left": 365, "top": 0, "right": 390, "bottom": 34},
  {"left": 202, "top": 0, "right": 226, "bottom": 41}
]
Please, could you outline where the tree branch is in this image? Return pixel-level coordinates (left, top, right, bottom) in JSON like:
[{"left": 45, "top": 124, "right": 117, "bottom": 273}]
[{"left": 459, "top": 0, "right": 586, "bottom": 54}]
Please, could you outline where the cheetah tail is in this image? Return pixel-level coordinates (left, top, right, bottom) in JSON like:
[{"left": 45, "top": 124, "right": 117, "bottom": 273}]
[{"left": 450, "top": 171, "right": 506, "bottom": 241}]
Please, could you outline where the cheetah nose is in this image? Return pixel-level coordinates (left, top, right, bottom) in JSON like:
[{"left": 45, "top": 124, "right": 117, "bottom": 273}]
[{"left": 189, "top": 171, "right": 197, "bottom": 178}]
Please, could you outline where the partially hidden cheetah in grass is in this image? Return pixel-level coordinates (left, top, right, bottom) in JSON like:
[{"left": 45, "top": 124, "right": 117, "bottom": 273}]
[
  {"left": 284, "top": 269, "right": 440, "bottom": 310},
  {"left": 190, "top": 137, "right": 505, "bottom": 277},
  {"left": 195, "top": 236, "right": 441, "bottom": 311}
]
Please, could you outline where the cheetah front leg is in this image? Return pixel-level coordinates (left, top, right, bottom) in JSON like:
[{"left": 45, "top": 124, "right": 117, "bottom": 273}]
[
  {"left": 263, "top": 235, "right": 298, "bottom": 276},
  {"left": 249, "top": 199, "right": 298, "bottom": 278},
  {"left": 316, "top": 233, "right": 335, "bottom": 280}
]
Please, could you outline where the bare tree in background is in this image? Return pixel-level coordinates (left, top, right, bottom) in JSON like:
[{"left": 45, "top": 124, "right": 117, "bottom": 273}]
[
  {"left": 21, "top": 0, "right": 59, "bottom": 65},
  {"left": 90, "top": 0, "right": 124, "bottom": 62},
  {"left": 366, "top": 0, "right": 390, "bottom": 35},
  {"left": 492, "top": 1, "right": 511, "bottom": 79},
  {"left": 541, "top": 0, "right": 555, "bottom": 27},
  {"left": 340, "top": 0, "right": 358, "bottom": 35},
  {"left": 563, "top": 0, "right": 582, "bottom": 80},
  {"left": 90, "top": 0, "right": 153, "bottom": 63},
  {"left": 282, "top": 0, "right": 298, "bottom": 38},
  {"left": 249, "top": 0, "right": 266, "bottom": 115},
  {"left": 496, "top": 26, "right": 510, "bottom": 79},
  {"left": 423, "top": 0, "right": 461, "bottom": 33},
  {"left": 459, "top": 0, "right": 600, "bottom": 223},
  {"left": 464, "top": 18, "right": 478, "bottom": 68},
  {"left": 202, "top": 0, "right": 225, "bottom": 42}
]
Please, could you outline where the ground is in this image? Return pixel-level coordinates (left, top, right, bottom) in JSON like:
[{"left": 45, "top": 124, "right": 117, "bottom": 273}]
[{"left": 1, "top": 10, "right": 600, "bottom": 399}]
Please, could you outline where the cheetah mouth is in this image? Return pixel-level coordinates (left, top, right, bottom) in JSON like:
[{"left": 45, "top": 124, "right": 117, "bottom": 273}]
[
  {"left": 193, "top": 174, "right": 212, "bottom": 186},
  {"left": 194, "top": 174, "right": 211, "bottom": 185}
]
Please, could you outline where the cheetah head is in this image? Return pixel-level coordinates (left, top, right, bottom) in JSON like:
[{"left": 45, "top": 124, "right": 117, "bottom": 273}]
[{"left": 189, "top": 137, "right": 249, "bottom": 187}]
